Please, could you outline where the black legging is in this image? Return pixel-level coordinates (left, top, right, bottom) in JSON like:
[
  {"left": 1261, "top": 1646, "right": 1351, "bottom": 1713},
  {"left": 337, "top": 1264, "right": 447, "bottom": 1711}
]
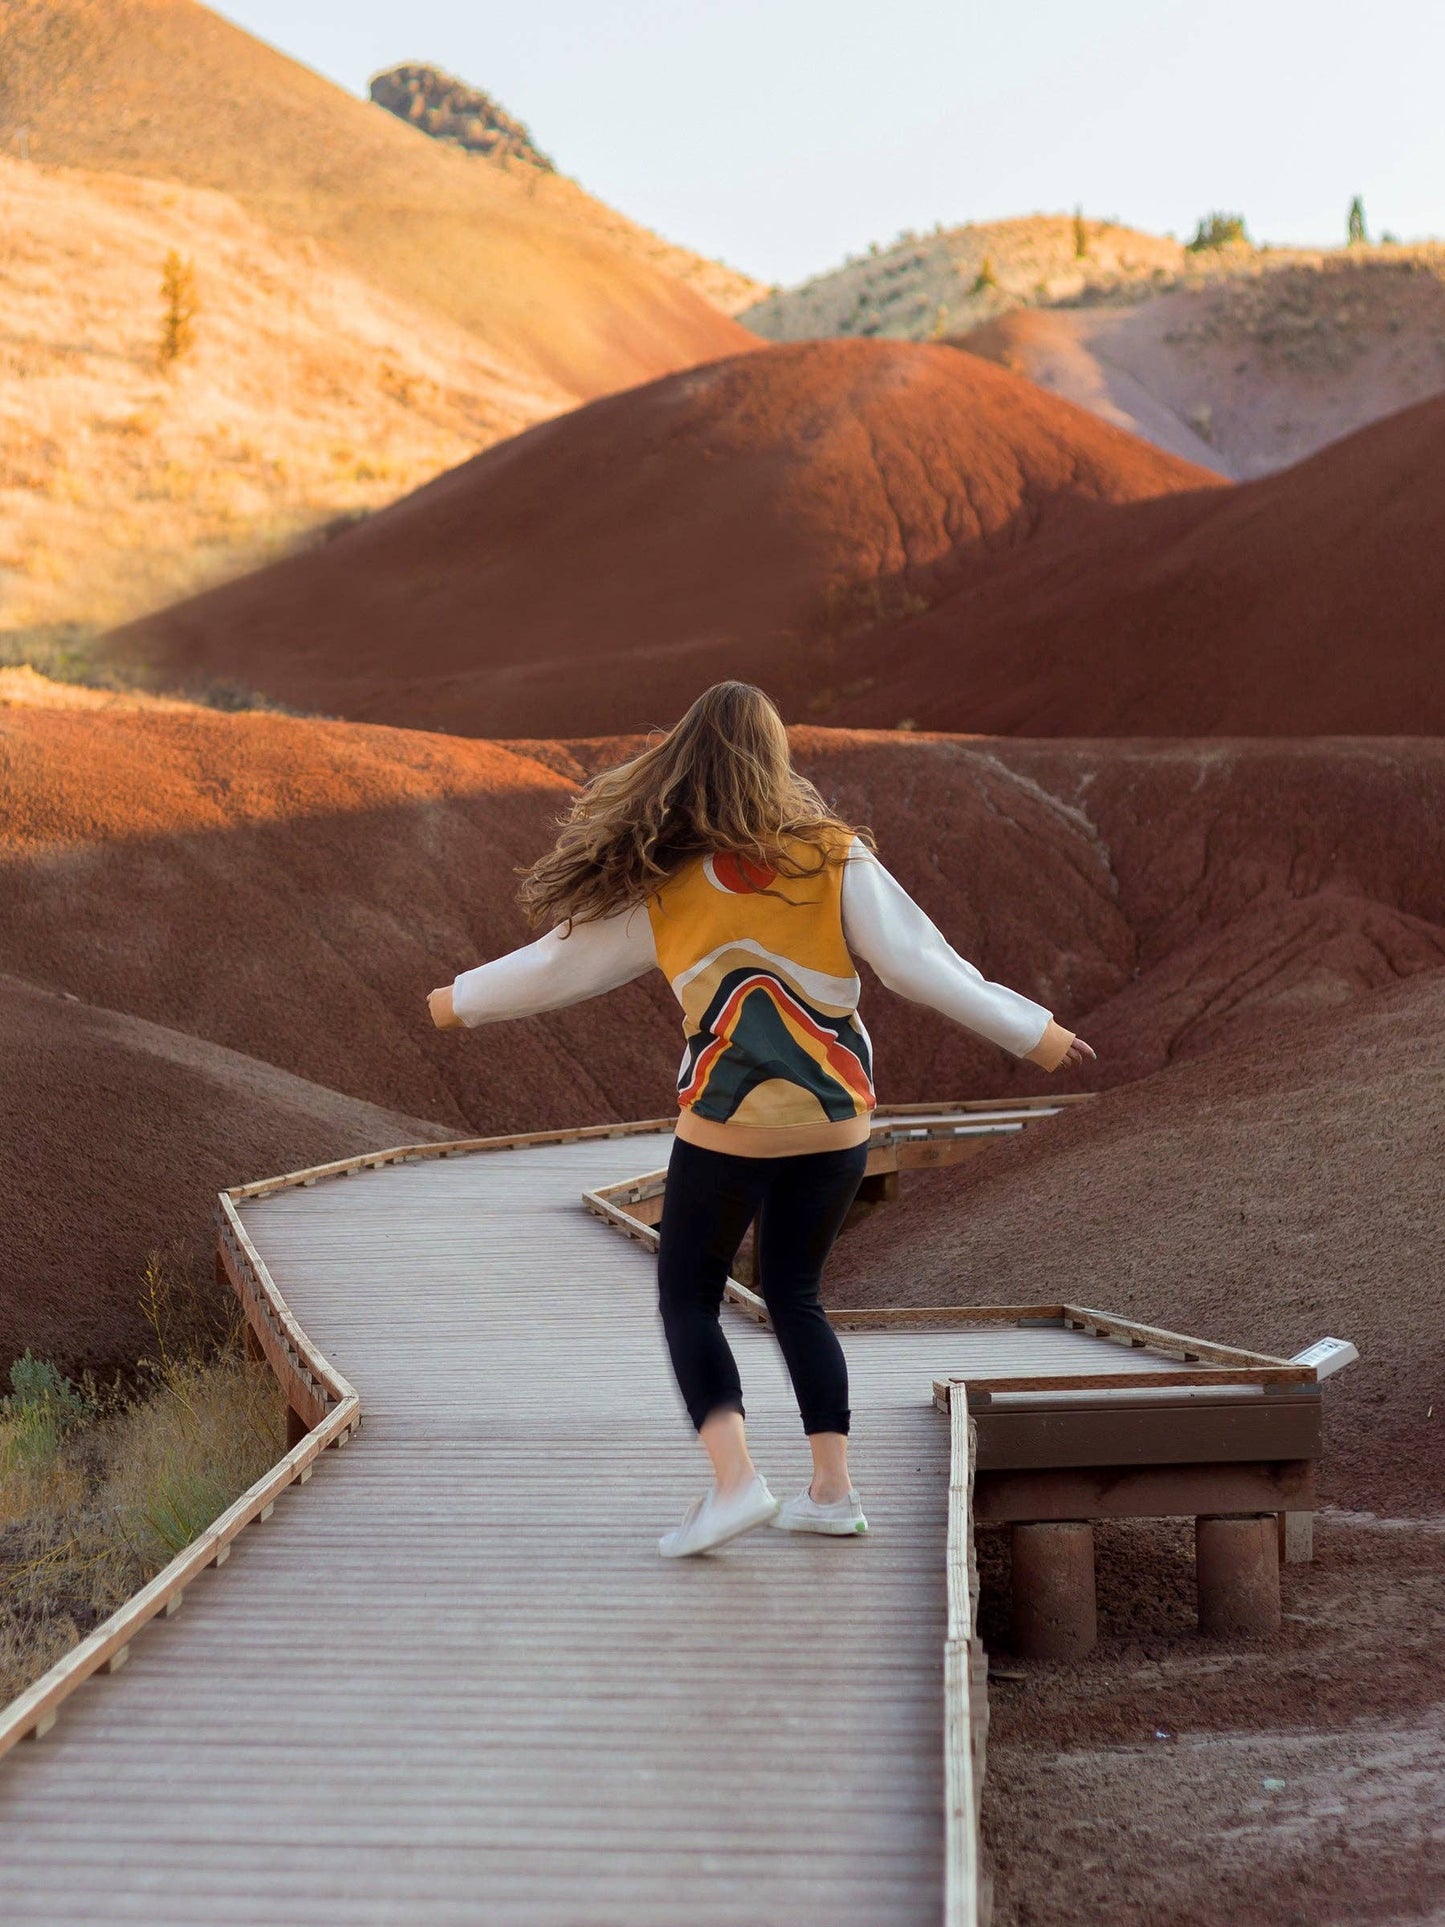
[{"left": 656, "top": 1136, "right": 868, "bottom": 1436}]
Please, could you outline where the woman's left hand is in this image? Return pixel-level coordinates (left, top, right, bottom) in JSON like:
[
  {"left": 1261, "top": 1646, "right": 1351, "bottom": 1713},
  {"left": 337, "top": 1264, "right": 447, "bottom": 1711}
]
[{"left": 428, "top": 985, "right": 462, "bottom": 1030}]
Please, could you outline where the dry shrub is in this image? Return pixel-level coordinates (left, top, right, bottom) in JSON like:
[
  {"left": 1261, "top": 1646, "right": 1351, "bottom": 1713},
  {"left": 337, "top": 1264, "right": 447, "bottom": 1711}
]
[
  {"left": 103, "top": 1350, "right": 283, "bottom": 1564},
  {"left": 0, "top": 1252, "right": 284, "bottom": 1707},
  {"left": 158, "top": 250, "right": 199, "bottom": 366}
]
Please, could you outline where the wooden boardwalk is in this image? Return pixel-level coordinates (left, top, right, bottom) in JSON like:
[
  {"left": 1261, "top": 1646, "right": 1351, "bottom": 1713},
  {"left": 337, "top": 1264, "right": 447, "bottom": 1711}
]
[{"left": 0, "top": 1126, "right": 998, "bottom": 1924}]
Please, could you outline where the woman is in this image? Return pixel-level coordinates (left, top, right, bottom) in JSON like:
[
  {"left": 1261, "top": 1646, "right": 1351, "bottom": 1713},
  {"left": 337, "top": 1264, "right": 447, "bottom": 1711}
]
[{"left": 429, "top": 682, "right": 1094, "bottom": 1558}]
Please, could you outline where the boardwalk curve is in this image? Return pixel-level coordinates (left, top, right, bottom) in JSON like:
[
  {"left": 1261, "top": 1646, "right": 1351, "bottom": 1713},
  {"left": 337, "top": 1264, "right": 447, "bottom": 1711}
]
[{"left": 0, "top": 1110, "right": 1046, "bottom": 1922}]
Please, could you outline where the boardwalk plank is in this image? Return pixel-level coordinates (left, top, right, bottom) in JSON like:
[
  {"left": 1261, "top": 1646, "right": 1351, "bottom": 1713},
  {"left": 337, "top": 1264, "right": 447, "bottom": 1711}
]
[{"left": 0, "top": 1132, "right": 948, "bottom": 1924}]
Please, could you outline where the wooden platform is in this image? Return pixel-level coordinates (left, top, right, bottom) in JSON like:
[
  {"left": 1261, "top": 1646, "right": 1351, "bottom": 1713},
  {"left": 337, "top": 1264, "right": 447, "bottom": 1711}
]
[{"left": 0, "top": 1126, "right": 993, "bottom": 1924}]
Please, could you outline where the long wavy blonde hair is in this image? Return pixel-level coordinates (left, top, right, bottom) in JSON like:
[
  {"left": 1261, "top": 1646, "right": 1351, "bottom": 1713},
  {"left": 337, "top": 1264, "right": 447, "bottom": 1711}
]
[{"left": 520, "top": 682, "right": 873, "bottom": 928}]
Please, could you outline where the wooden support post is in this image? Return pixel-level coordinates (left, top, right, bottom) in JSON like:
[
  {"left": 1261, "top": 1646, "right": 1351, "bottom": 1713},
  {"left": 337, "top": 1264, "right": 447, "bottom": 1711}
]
[
  {"left": 1277, "top": 1510, "right": 1314, "bottom": 1564},
  {"left": 1197, "top": 1514, "right": 1280, "bottom": 1636},
  {"left": 857, "top": 1169, "right": 900, "bottom": 1206},
  {"left": 286, "top": 1406, "right": 309, "bottom": 1451},
  {"left": 1010, "top": 1520, "right": 1097, "bottom": 1659}
]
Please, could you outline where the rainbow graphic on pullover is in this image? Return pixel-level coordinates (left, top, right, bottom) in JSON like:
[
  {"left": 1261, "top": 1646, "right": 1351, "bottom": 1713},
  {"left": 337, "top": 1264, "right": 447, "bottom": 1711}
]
[{"left": 647, "top": 844, "right": 875, "bottom": 1130}]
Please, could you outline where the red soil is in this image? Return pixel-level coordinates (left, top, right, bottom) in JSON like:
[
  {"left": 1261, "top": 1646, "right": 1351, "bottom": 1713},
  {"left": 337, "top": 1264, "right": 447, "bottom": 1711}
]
[
  {"left": 966, "top": 734, "right": 1445, "bottom": 1083},
  {"left": 832, "top": 393, "right": 1445, "bottom": 736},
  {"left": 108, "top": 340, "right": 1218, "bottom": 736},
  {"left": 0, "top": 970, "right": 450, "bottom": 1377},
  {"left": 980, "top": 1512, "right": 1445, "bottom": 1923}
]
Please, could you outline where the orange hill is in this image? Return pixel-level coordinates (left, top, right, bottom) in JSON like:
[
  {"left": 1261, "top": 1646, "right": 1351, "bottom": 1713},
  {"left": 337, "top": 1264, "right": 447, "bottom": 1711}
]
[
  {"left": 0, "top": 697, "right": 1114, "bottom": 1138},
  {"left": 6, "top": 699, "right": 1438, "bottom": 1126},
  {"left": 107, "top": 340, "right": 1219, "bottom": 735},
  {"left": 0, "top": 0, "right": 749, "bottom": 403},
  {"left": 827, "top": 394, "right": 1445, "bottom": 736},
  {"left": 5, "top": 679, "right": 1443, "bottom": 1372}
]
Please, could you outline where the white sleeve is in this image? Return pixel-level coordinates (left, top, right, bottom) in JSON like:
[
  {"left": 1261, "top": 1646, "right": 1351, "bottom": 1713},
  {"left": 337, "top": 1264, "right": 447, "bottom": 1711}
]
[
  {"left": 841, "top": 842, "right": 1074, "bottom": 1067},
  {"left": 451, "top": 905, "right": 657, "bottom": 1028}
]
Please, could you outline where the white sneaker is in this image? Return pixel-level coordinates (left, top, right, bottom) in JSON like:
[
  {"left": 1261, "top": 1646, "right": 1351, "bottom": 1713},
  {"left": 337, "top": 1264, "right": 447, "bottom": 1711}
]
[
  {"left": 770, "top": 1487, "right": 869, "bottom": 1536},
  {"left": 658, "top": 1473, "right": 780, "bottom": 1558}
]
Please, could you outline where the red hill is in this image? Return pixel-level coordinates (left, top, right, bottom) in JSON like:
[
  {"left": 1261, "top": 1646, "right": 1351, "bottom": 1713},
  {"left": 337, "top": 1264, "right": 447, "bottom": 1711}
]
[
  {"left": 0, "top": 971, "right": 451, "bottom": 1377},
  {"left": 6, "top": 686, "right": 1442, "bottom": 1374},
  {"left": 831, "top": 394, "right": 1445, "bottom": 735},
  {"left": 107, "top": 340, "right": 1219, "bottom": 736}
]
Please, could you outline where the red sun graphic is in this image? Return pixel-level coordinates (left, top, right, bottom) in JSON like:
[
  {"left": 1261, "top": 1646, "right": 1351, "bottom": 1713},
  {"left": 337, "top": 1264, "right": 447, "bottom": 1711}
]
[{"left": 709, "top": 850, "right": 777, "bottom": 894}]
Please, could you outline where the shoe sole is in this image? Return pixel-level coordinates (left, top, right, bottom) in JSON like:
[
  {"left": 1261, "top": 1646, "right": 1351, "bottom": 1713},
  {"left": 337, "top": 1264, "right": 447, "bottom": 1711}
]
[
  {"left": 770, "top": 1516, "right": 869, "bottom": 1536},
  {"left": 658, "top": 1498, "right": 781, "bottom": 1558}
]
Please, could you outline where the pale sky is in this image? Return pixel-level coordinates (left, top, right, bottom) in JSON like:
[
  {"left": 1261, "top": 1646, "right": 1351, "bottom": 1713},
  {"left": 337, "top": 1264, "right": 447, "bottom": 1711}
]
[{"left": 215, "top": 0, "right": 1445, "bottom": 287}]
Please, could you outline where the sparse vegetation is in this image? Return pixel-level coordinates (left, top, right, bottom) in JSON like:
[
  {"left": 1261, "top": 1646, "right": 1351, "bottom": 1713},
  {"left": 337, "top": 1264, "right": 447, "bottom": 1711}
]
[
  {"left": 812, "top": 577, "right": 932, "bottom": 642},
  {"left": 1348, "top": 196, "right": 1368, "bottom": 246},
  {"left": 158, "top": 250, "right": 199, "bottom": 366},
  {"left": 0, "top": 1253, "right": 284, "bottom": 1707},
  {"left": 0, "top": 624, "right": 117, "bottom": 688},
  {"left": 1187, "top": 212, "right": 1250, "bottom": 252},
  {"left": 2, "top": 1354, "right": 94, "bottom": 1469},
  {"left": 1073, "top": 207, "right": 1088, "bottom": 259},
  {"left": 971, "top": 255, "right": 998, "bottom": 293}
]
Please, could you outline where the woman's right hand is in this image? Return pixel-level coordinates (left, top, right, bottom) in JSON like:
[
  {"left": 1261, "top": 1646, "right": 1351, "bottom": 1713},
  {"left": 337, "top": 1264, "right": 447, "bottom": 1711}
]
[{"left": 1061, "top": 1036, "right": 1096, "bottom": 1069}]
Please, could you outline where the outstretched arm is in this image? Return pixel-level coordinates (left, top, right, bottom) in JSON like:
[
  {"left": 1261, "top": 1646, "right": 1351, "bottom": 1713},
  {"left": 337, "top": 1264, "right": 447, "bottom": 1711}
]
[
  {"left": 428, "top": 906, "right": 657, "bottom": 1030},
  {"left": 840, "top": 843, "right": 1091, "bottom": 1071}
]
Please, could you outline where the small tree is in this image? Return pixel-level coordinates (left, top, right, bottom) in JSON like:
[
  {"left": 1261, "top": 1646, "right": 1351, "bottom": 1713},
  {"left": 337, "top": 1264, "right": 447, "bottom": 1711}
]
[
  {"left": 1187, "top": 211, "right": 1250, "bottom": 252},
  {"left": 1347, "top": 196, "right": 1367, "bottom": 246},
  {"left": 1073, "top": 206, "right": 1087, "bottom": 259},
  {"left": 971, "top": 255, "right": 997, "bottom": 294},
  {"left": 159, "top": 251, "right": 199, "bottom": 366}
]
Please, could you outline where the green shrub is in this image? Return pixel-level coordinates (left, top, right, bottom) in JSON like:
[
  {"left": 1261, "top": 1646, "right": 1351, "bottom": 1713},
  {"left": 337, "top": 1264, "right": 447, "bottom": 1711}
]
[
  {"left": 1, "top": 1352, "right": 93, "bottom": 1468},
  {"left": 1187, "top": 212, "right": 1250, "bottom": 252},
  {"left": 1347, "top": 196, "right": 1368, "bottom": 245}
]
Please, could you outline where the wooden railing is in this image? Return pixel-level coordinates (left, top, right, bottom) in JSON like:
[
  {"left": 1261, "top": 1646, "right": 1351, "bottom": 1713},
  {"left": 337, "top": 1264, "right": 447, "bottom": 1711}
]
[
  {"left": 582, "top": 1096, "right": 1095, "bottom": 1333},
  {"left": 0, "top": 1116, "right": 674, "bottom": 1759},
  {"left": 944, "top": 1383, "right": 990, "bottom": 1927},
  {"left": 0, "top": 1200, "right": 358, "bottom": 1759}
]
